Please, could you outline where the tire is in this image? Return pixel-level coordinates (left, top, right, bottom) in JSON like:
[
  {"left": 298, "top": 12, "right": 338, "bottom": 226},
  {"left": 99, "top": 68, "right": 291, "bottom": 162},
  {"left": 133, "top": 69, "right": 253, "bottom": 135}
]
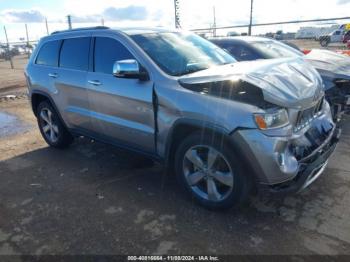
[
  {"left": 320, "top": 38, "right": 329, "bottom": 47},
  {"left": 36, "top": 100, "right": 73, "bottom": 148},
  {"left": 174, "top": 132, "right": 252, "bottom": 210}
]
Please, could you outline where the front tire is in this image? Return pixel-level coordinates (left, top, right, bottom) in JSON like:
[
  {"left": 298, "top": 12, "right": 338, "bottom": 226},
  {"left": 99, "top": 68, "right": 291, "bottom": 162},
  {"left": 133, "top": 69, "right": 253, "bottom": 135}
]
[
  {"left": 174, "top": 132, "right": 252, "bottom": 210},
  {"left": 37, "top": 101, "right": 73, "bottom": 148}
]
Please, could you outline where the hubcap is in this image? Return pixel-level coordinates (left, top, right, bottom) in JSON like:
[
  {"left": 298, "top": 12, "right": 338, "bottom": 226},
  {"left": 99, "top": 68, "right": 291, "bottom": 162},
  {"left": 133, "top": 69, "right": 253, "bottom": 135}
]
[
  {"left": 183, "top": 145, "right": 234, "bottom": 202},
  {"left": 40, "top": 108, "right": 59, "bottom": 143}
]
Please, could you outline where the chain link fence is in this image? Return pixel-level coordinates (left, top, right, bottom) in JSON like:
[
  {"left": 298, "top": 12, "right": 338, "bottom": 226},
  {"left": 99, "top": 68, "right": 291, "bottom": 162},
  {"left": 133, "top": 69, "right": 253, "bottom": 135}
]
[
  {"left": 0, "top": 41, "right": 37, "bottom": 70},
  {"left": 1, "top": 16, "right": 350, "bottom": 70},
  {"left": 192, "top": 17, "right": 350, "bottom": 51}
]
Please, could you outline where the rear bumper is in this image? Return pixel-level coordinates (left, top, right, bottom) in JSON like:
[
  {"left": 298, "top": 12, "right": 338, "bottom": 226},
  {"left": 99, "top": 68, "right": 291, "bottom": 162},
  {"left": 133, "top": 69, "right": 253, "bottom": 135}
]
[{"left": 260, "top": 127, "right": 340, "bottom": 195}]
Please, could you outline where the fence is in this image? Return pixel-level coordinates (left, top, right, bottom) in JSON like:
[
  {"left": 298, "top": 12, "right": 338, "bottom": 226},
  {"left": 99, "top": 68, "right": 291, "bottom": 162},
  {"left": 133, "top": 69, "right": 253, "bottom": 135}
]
[
  {"left": 191, "top": 16, "right": 350, "bottom": 37},
  {"left": 0, "top": 17, "right": 78, "bottom": 69},
  {"left": 1, "top": 16, "right": 350, "bottom": 70},
  {"left": 1, "top": 24, "right": 40, "bottom": 70}
]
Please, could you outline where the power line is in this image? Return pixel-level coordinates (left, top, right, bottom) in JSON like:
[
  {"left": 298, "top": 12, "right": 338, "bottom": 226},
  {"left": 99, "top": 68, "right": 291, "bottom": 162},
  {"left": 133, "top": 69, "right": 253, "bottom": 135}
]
[
  {"left": 3, "top": 26, "right": 14, "bottom": 69},
  {"left": 192, "top": 16, "right": 350, "bottom": 31},
  {"left": 248, "top": 0, "right": 253, "bottom": 35},
  {"left": 174, "top": 0, "right": 181, "bottom": 28},
  {"left": 213, "top": 6, "right": 217, "bottom": 37},
  {"left": 45, "top": 17, "right": 49, "bottom": 35},
  {"left": 67, "top": 15, "right": 72, "bottom": 30}
]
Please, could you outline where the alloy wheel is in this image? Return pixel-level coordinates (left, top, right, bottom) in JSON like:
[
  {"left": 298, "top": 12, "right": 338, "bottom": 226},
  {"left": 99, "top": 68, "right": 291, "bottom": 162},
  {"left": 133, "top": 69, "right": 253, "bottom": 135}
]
[
  {"left": 40, "top": 108, "right": 59, "bottom": 143},
  {"left": 182, "top": 145, "right": 234, "bottom": 202}
]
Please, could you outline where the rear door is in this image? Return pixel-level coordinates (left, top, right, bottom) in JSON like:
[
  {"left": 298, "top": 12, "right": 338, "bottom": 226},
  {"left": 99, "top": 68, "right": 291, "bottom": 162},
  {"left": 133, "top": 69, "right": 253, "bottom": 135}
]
[
  {"left": 55, "top": 36, "right": 92, "bottom": 130},
  {"left": 86, "top": 35, "right": 155, "bottom": 153},
  {"left": 30, "top": 39, "right": 62, "bottom": 102}
]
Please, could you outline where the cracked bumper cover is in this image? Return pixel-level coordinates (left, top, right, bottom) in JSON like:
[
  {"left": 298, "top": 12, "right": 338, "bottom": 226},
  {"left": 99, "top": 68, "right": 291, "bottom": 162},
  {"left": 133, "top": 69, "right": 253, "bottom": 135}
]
[
  {"left": 230, "top": 122, "right": 341, "bottom": 194},
  {"left": 266, "top": 127, "right": 340, "bottom": 194}
]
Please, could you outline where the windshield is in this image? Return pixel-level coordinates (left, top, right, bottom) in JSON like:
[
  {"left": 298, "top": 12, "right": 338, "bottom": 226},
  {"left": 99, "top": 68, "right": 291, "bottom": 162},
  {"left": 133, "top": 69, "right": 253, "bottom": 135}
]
[
  {"left": 250, "top": 41, "right": 303, "bottom": 59},
  {"left": 131, "top": 32, "right": 236, "bottom": 76}
]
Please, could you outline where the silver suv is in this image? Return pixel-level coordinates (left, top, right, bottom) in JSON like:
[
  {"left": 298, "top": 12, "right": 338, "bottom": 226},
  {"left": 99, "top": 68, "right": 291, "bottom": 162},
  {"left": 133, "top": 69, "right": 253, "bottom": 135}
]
[{"left": 25, "top": 27, "right": 339, "bottom": 209}]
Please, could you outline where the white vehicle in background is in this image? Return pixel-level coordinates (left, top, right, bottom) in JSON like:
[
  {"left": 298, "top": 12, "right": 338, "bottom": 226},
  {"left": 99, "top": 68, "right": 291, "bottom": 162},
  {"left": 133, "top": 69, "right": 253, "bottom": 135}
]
[
  {"left": 319, "top": 29, "right": 345, "bottom": 47},
  {"left": 0, "top": 47, "right": 5, "bottom": 57},
  {"left": 17, "top": 46, "right": 26, "bottom": 55},
  {"left": 296, "top": 25, "right": 338, "bottom": 40}
]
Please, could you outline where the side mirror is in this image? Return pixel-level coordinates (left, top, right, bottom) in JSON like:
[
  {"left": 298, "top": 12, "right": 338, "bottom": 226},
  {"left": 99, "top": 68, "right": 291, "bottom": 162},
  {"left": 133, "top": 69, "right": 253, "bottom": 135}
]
[{"left": 113, "top": 59, "right": 149, "bottom": 81}]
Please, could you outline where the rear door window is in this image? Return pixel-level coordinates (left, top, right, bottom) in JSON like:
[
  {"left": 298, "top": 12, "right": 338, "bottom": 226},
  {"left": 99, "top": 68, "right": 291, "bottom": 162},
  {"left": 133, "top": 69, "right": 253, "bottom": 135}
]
[
  {"left": 60, "top": 37, "right": 90, "bottom": 71},
  {"left": 94, "top": 37, "right": 135, "bottom": 74},
  {"left": 35, "top": 40, "right": 62, "bottom": 67}
]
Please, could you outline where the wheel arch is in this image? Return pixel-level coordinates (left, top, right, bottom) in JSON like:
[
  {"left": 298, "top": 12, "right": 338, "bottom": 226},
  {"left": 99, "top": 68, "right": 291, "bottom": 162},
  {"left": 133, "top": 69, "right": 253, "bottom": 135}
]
[
  {"left": 31, "top": 91, "right": 53, "bottom": 116},
  {"left": 164, "top": 119, "right": 232, "bottom": 173},
  {"left": 164, "top": 119, "right": 258, "bottom": 188},
  {"left": 30, "top": 90, "right": 68, "bottom": 130}
]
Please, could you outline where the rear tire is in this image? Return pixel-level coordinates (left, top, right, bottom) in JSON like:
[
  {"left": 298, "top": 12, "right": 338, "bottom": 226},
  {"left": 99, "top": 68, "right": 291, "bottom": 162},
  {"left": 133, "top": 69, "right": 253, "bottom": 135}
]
[
  {"left": 37, "top": 101, "right": 73, "bottom": 148},
  {"left": 174, "top": 132, "right": 252, "bottom": 210}
]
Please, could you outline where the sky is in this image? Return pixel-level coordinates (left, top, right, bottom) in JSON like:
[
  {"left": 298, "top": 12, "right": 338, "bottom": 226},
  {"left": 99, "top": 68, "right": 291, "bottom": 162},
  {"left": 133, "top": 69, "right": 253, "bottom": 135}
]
[{"left": 0, "top": 0, "right": 350, "bottom": 42}]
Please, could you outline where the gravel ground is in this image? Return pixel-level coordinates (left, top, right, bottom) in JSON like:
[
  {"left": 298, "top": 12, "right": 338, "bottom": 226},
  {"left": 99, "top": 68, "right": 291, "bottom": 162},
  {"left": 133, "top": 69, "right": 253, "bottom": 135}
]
[
  {"left": 0, "top": 91, "right": 350, "bottom": 256},
  {"left": 0, "top": 41, "right": 350, "bottom": 256}
]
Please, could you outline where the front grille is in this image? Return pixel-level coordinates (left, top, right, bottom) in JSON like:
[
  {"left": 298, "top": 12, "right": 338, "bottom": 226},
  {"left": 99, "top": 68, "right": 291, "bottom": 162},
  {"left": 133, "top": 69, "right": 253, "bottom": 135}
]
[{"left": 294, "top": 98, "right": 324, "bottom": 132}]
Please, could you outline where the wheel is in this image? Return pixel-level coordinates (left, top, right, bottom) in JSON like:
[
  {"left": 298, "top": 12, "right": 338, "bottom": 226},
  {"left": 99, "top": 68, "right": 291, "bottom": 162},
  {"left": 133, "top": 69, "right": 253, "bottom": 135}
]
[
  {"left": 174, "top": 132, "right": 252, "bottom": 210},
  {"left": 320, "top": 38, "right": 329, "bottom": 47},
  {"left": 37, "top": 101, "right": 73, "bottom": 148}
]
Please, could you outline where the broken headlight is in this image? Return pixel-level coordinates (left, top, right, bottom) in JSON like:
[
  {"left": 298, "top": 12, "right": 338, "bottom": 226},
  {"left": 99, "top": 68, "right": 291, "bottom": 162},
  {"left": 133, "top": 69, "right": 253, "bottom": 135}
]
[{"left": 254, "top": 109, "right": 289, "bottom": 130}]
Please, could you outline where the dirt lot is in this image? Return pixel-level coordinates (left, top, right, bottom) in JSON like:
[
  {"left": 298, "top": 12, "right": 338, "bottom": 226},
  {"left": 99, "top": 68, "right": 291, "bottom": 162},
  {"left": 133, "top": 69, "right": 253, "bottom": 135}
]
[{"left": 0, "top": 43, "right": 350, "bottom": 256}]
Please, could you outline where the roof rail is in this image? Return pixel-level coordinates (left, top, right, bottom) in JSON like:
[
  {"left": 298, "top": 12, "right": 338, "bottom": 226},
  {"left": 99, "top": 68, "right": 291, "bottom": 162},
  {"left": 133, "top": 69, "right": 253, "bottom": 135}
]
[{"left": 51, "top": 26, "right": 110, "bottom": 35}]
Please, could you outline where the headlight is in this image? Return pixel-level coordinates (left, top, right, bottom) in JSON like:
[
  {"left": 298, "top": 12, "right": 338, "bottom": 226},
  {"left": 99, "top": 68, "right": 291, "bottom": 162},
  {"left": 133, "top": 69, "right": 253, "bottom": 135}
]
[{"left": 254, "top": 109, "right": 289, "bottom": 130}]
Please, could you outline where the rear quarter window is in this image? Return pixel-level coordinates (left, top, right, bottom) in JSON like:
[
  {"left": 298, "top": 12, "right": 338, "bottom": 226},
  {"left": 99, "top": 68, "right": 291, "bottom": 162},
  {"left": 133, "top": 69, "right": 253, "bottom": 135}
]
[
  {"left": 60, "top": 37, "right": 90, "bottom": 71},
  {"left": 35, "top": 40, "right": 62, "bottom": 67}
]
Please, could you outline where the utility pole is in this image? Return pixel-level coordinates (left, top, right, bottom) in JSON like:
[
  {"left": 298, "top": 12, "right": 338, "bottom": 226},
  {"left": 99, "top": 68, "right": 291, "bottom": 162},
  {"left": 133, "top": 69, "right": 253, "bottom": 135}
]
[
  {"left": 45, "top": 17, "right": 49, "bottom": 35},
  {"left": 25, "top": 24, "right": 30, "bottom": 58},
  {"left": 101, "top": 18, "right": 105, "bottom": 26},
  {"left": 174, "top": 0, "right": 181, "bottom": 28},
  {"left": 213, "top": 6, "right": 217, "bottom": 37},
  {"left": 67, "top": 15, "right": 72, "bottom": 30},
  {"left": 248, "top": 0, "right": 254, "bottom": 36},
  {"left": 3, "top": 26, "right": 14, "bottom": 69}
]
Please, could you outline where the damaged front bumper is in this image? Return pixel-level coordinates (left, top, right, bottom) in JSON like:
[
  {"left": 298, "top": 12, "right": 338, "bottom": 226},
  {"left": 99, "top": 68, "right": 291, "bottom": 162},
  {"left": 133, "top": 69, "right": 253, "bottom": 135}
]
[
  {"left": 231, "top": 114, "right": 340, "bottom": 195},
  {"left": 266, "top": 127, "right": 340, "bottom": 194}
]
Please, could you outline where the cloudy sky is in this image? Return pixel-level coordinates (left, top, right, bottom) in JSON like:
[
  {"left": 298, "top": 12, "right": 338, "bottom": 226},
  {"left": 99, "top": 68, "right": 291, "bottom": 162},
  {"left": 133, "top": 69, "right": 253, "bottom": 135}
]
[{"left": 0, "top": 0, "right": 350, "bottom": 42}]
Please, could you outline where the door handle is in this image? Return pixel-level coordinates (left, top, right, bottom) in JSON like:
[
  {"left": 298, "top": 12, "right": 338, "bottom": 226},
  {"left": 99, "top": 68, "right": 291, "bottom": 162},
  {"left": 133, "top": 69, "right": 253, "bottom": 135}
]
[
  {"left": 48, "top": 73, "right": 58, "bottom": 78},
  {"left": 88, "top": 80, "right": 102, "bottom": 86}
]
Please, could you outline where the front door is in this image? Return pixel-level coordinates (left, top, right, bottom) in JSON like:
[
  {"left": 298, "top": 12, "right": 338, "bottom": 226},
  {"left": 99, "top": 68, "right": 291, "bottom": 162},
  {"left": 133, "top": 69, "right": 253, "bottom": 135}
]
[{"left": 86, "top": 36, "right": 155, "bottom": 153}]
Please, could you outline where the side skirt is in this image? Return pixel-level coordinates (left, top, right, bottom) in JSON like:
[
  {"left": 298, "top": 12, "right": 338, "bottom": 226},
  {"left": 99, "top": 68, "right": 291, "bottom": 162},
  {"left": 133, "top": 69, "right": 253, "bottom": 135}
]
[{"left": 69, "top": 127, "right": 163, "bottom": 164}]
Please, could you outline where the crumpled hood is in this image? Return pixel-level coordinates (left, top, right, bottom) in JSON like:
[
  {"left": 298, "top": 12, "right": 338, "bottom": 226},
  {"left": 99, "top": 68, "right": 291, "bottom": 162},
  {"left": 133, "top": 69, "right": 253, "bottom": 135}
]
[
  {"left": 179, "top": 57, "right": 324, "bottom": 109},
  {"left": 305, "top": 49, "right": 350, "bottom": 78}
]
